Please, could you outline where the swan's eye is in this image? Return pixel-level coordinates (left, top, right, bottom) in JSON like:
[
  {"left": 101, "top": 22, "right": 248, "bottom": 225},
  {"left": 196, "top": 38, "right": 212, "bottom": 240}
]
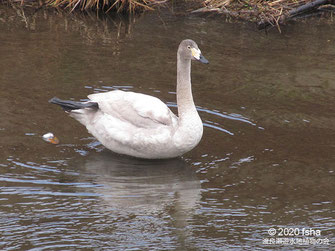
[{"left": 187, "top": 45, "right": 191, "bottom": 50}]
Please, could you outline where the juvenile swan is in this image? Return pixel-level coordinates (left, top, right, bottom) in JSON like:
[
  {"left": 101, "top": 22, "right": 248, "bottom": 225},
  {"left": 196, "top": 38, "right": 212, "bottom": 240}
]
[{"left": 49, "top": 39, "right": 209, "bottom": 159}]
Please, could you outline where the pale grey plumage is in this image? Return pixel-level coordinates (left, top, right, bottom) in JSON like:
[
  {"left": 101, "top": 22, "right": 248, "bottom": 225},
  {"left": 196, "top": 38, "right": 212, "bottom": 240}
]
[{"left": 50, "top": 39, "right": 209, "bottom": 159}]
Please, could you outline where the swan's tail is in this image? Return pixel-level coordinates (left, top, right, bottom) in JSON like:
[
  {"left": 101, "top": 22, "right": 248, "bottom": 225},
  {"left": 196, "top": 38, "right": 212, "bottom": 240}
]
[{"left": 49, "top": 97, "right": 99, "bottom": 111}]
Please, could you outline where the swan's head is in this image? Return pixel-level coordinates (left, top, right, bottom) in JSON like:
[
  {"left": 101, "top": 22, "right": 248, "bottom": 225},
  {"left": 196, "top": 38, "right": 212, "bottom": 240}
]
[{"left": 178, "top": 39, "right": 209, "bottom": 64}]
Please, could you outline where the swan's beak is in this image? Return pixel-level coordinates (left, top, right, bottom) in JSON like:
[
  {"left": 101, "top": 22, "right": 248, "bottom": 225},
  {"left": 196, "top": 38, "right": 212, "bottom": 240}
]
[
  {"left": 191, "top": 48, "right": 209, "bottom": 64},
  {"left": 199, "top": 54, "right": 209, "bottom": 64}
]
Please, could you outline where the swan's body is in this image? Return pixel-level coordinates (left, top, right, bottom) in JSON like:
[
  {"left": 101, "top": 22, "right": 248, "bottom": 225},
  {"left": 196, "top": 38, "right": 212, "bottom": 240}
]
[{"left": 50, "top": 39, "right": 208, "bottom": 159}]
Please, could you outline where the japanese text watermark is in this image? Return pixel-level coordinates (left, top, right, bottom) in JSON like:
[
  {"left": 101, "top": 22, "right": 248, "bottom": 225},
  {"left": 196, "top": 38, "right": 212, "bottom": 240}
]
[{"left": 262, "top": 227, "right": 330, "bottom": 246}]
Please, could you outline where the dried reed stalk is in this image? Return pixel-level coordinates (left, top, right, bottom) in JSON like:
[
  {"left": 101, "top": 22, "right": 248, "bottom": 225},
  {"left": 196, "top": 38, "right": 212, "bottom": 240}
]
[
  {"left": 198, "top": 0, "right": 330, "bottom": 29},
  {"left": 47, "top": 0, "right": 167, "bottom": 13}
]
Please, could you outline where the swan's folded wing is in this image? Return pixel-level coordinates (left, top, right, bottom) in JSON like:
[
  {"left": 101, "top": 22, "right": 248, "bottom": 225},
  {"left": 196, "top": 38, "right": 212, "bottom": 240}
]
[{"left": 88, "top": 90, "right": 177, "bottom": 128}]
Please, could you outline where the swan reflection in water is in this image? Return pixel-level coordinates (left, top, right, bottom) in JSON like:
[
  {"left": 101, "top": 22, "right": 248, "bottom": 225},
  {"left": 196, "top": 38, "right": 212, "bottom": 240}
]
[{"left": 75, "top": 151, "right": 201, "bottom": 216}]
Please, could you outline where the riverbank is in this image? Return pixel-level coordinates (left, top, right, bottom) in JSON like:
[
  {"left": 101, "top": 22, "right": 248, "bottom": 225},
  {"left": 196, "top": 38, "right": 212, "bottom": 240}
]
[
  {"left": 195, "top": 0, "right": 335, "bottom": 30},
  {"left": 2, "top": 0, "right": 335, "bottom": 30}
]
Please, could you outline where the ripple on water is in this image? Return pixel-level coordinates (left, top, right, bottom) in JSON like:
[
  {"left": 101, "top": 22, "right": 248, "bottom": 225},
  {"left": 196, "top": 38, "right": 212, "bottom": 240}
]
[
  {"left": 0, "top": 154, "right": 204, "bottom": 250},
  {"left": 1, "top": 15, "right": 334, "bottom": 250},
  {"left": 79, "top": 85, "right": 258, "bottom": 137}
]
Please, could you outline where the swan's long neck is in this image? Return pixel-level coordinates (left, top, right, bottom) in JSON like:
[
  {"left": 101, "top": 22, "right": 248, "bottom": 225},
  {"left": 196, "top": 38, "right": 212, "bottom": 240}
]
[{"left": 176, "top": 55, "right": 197, "bottom": 118}]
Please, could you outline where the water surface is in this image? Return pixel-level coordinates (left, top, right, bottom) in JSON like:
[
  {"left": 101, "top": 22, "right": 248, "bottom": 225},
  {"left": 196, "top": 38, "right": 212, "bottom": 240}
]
[{"left": 0, "top": 6, "right": 334, "bottom": 250}]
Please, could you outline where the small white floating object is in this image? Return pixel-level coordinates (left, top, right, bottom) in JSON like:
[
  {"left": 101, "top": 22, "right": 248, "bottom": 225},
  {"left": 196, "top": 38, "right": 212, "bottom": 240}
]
[{"left": 43, "top": 132, "right": 59, "bottom": 144}]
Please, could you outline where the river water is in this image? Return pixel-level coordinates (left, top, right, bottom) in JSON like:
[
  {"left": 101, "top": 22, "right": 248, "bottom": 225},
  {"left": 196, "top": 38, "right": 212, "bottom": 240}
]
[{"left": 0, "top": 6, "right": 334, "bottom": 250}]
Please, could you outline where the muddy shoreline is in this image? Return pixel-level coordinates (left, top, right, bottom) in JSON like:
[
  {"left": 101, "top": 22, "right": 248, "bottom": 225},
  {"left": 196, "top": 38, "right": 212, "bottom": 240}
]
[{"left": 1, "top": 0, "right": 335, "bottom": 30}]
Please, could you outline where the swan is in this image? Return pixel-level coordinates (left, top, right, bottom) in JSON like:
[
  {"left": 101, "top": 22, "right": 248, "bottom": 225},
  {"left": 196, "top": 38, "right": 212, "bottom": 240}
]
[{"left": 49, "top": 39, "right": 209, "bottom": 159}]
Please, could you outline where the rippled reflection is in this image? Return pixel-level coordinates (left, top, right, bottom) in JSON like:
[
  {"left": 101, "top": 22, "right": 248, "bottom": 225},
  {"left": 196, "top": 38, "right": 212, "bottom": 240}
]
[
  {"left": 77, "top": 152, "right": 201, "bottom": 214},
  {"left": 0, "top": 5, "right": 334, "bottom": 250},
  {"left": 0, "top": 154, "right": 202, "bottom": 250}
]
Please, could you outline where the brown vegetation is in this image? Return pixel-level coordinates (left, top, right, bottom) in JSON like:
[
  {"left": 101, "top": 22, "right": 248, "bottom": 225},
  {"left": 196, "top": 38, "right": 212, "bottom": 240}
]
[
  {"left": 2, "top": 0, "right": 169, "bottom": 12},
  {"left": 2, "top": 0, "right": 335, "bottom": 29},
  {"left": 47, "top": 0, "right": 168, "bottom": 12},
  {"left": 194, "top": 0, "right": 335, "bottom": 30}
]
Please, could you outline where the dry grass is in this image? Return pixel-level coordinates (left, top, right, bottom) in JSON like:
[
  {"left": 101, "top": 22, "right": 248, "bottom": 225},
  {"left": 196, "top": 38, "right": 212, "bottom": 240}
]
[
  {"left": 253, "top": 0, "right": 314, "bottom": 26},
  {"left": 4, "top": 0, "right": 334, "bottom": 24},
  {"left": 47, "top": 0, "right": 168, "bottom": 13},
  {"left": 195, "top": 0, "right": 333, "bottom": 29}
]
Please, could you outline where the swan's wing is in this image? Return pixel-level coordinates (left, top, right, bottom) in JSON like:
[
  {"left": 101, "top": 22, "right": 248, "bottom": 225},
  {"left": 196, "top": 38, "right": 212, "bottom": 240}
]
[{"left": 88, "top": 90, "right": 177, "bottom": 128}]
